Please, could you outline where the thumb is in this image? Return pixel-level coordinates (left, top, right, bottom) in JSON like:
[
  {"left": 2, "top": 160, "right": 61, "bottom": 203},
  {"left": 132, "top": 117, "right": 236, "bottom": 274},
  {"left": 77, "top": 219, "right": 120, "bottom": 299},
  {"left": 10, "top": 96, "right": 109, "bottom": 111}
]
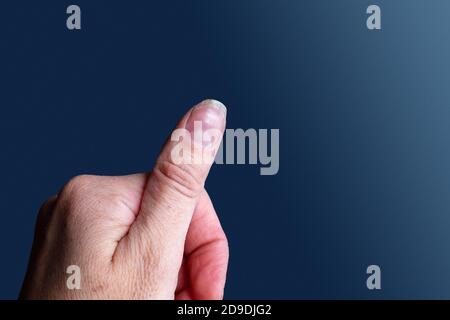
[{"left": 115, "top": 99, "right": 226, "bottom": 295}]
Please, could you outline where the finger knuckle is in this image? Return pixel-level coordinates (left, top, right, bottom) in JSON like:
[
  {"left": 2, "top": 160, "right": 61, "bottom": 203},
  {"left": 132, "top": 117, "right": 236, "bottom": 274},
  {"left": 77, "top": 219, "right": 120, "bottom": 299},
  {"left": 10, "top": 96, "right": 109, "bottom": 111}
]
[
  {"left": 154, "top": 160, "right": 203, "bottom": 199},
  {"left": 58, "top": 175, "right": 97, "bottom": 220},
  {"left": 61, "top": 175, "right": 95, "bottom": 198}
]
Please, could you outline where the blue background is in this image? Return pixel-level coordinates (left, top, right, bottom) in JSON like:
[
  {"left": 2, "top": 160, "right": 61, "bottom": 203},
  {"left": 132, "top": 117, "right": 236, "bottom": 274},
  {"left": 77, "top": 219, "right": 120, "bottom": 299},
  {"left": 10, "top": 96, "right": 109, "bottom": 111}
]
[{"left": 1, "top": 0, "right": 450, "bottom": 299}]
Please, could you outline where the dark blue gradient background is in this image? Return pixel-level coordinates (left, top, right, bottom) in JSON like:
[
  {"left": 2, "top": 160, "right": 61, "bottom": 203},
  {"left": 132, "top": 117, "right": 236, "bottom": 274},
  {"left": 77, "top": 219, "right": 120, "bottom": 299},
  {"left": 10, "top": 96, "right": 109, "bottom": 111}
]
[{"left": 1, "top": 1, "right": 450, "bottom": 299}]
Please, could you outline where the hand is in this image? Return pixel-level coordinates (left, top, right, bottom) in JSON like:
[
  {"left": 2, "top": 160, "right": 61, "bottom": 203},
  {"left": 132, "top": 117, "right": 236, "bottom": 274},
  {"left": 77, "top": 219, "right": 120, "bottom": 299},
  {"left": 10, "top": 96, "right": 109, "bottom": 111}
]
[{"left": 20, "top": 100, "right": 229, "bottom": 300}]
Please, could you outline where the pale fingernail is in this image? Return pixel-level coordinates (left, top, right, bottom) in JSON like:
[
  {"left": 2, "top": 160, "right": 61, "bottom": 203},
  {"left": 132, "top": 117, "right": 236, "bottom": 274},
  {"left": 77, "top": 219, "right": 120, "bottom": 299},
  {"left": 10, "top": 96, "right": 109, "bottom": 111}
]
[{"left": 185, "top": 99, "right": 227, "bottom": 146}]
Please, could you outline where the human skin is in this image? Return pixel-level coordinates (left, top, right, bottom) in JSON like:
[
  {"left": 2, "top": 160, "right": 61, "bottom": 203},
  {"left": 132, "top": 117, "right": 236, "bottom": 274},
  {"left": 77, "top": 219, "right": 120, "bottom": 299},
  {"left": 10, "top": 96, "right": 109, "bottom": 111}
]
[{"left": 19, "top": 100, "right": 229, "bottom": 300}]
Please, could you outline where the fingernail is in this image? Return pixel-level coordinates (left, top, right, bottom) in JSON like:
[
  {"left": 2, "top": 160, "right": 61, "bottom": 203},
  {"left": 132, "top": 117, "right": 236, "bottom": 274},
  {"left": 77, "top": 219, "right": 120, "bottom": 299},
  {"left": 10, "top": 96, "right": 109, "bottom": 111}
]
[{"left": 185, "top": 99, "right": 227, "bottom": 146}]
